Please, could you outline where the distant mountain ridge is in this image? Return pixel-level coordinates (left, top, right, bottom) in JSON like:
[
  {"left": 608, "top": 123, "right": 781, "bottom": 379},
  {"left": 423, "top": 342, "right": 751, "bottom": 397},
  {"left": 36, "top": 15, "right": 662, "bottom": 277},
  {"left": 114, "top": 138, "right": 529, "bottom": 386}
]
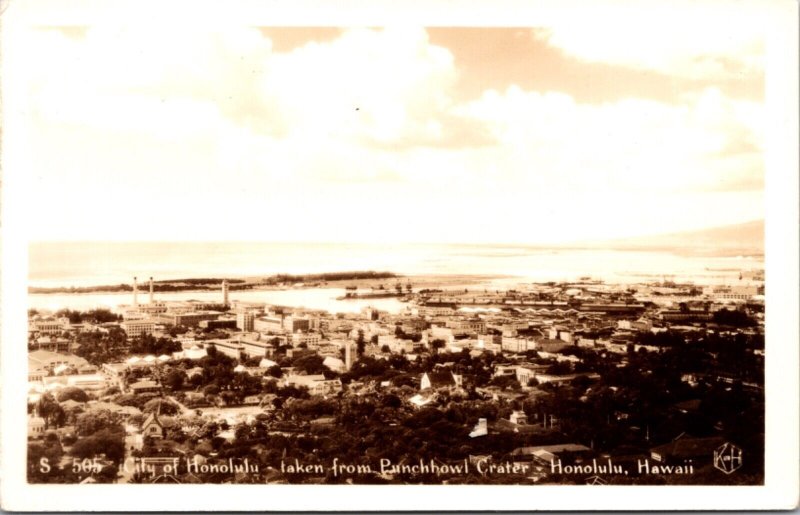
[{"left": 591, "top": 220, "right": 764, "bottom": 256}]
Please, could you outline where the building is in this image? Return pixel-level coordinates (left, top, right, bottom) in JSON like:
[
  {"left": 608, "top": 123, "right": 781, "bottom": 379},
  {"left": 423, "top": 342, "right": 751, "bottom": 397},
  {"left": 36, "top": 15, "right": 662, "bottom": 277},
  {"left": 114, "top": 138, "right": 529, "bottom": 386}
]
[
  {"left": 289, "top": 332, "right": 321, "bottom": 348},
  {"left": 649, "top": 435, "right": 725, "bottom": 464},
  {"left": 579, "top": 303, "right": 646, "bottom": 315},
  {"left": 389, "top": 339, "right": 423, "bottom": 354},
  {"left": 514, "top": 444, "right": 592, "bottom": 469},
  {"left": 121, "top": 319, "right": 156, "bottom": 337},
  {"left": 515, "top": 364, "right": 547, "bottom": 386},
  {"left": 283, "top": 316, "right": 311, "bottom": 333},
  {"left": 618, "top": 319, "right": 653, "bottom": 332},
  {"left": 236, "top": 336, "right": 275, "bottom": 359},
  {"left": 171, "top": 311, "right": 221, "bottom": 327},
  {"left": 536, "top": 338, "right": 571, "bottom": 353},
  {"left": 534, "top": 372, "right": 600, "bottom": 385},
  {"left": 322, "top": 356, "right": 346, "bottom": 373},
  {"left": 420, "top": 371, "right": 463, "bottom": 390},
  {"left": 254, "top": 315, "right": 284, "bottom": 333},
  {"left": 142, "top": 412, "right": 165, "bottom": 439},
  {"left": 28, "top": 416, "right": 47, "bottom": 438},
  {"left": 501, "top": 336, "right": 537, "bottom": 353},
  {"left": 30, "top": 336, "right": 71, "bottom": 353},
  {"left": 509, "top": 410, "right": 528, "bottom": 425},
  {"left": 129, "top": 380, "right": 161, "bottom": 395},
  {"left": 29, "top": 350, "right": 90, "bottom": 375},
  {"left": 30, "top": 317, "right": 70, "bottom": 335},
  {"left": 419, "top": 304, "right": 457, "bottom": 317},
  {"left": 703, "top": 285, "right": 759, "bottom": 302},
  {"left": 660, "top": 310, "right": 713, "bottom": 322},
  {"left": 445, "top": 319, "right": 487, "bottom": 336},
  {"left": 132, "top": 276, "right": 139, "bottom": 308},
  {"left": 236, "top": 312, "right": 255, "bottom": 332},
  {"left": 209, "top": 340, "right": 245, "bottom": 360},
  {"left": 133, "top": 302, "right": 168, "bottom": 316},
  {"left": 430, "top": 326, "right": 456, "bottom": 342},
  {"left": 199, "top": 319, "right": 237, "bottom": 330},
  {"left": 101, "top": 362, "right": 128, "bottom": 378},
  {"left": 344, "top": 341, "right": 353, "bottom": 370},
  {"left": 37, "top": 373, "right": 104, "bottom": 390},
  {"left": 547, "top": 328, "right": 573, "bottom": 343},
  {"left": 172, "top": 346, "right": 208, "bottom": 361},
  {"left": 475, "top": 333, "right": 502, "bottom": 350},
  {"left": 284, "top": 374, "right": 343, "bottom": 396}
]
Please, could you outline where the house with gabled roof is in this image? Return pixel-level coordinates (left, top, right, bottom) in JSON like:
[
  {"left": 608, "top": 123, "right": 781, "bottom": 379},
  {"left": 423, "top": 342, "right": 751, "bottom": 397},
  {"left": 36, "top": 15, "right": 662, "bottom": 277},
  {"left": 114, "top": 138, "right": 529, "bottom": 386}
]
[
  {"left": 649, "top": 433, "right": 724, "bottom": 464},
  {"left": 142, "top": 412, "right": 165, "bottom": 439},
  {"left": 420, "top": 371, "right": 463, "bottom": 391}
]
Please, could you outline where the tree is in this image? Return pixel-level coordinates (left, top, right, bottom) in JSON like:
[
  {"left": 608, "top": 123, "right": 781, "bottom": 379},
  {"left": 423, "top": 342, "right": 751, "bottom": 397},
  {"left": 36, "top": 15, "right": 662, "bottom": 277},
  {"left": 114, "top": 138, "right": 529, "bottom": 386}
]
[
  {"left": 545, "top": 361, "right": 572, "bottom": 375},
  {"left": 163, "top": 369, "right": 187, "bottom": 391},
  {"left": 293, "top": 355, "right": 327, "bottom": 375},
  {"left": 142, "top": 398, "right": 179, "bottom": 416},
  {"left": 27, "top": 439, "right": 65, "bottom": 483},
  {"left": 220, "top": 390, "right": 237, "bottom": 405},
  {"left": 431, "top": 339, "right": 446, "bottom": 354},
  {"left": 75, "top": 409, "right": 122, "bottom": 437},
  {"left": 356, "top": 330, "right": 366, "bottom": 357},
  {"left": 234, "top": 422, "right": 251, "bottom": 441},
  {"left": 57, "top": 387, "right": 89, "bottom": 403},
  {"left": 36, "top": 394, "right": 65, "bottom": 429},
  {"left": 70, "top": 428, "right": 125, "bottom": 464},
  {"left": 713, "top": 308, "right": 757, "bottom": 327},
  {"left": 388, "top": 354, "right": 409, "bottom": 371},
  {"left": 489, "top": 375, "right": 519, "bottom": 390},
  {"left": 232, "top": 372, "right": 263, "bottom": 397},
  {"left": 203, "top": 384, "right": 220, "bottom": 397}
]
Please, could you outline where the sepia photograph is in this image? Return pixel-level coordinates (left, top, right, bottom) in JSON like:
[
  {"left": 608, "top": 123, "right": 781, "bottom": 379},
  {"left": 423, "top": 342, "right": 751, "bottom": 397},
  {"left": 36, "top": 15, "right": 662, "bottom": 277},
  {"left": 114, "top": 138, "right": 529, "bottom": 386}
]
[{"left": 1, "top": 0, "right": 797, "bottom": 511}]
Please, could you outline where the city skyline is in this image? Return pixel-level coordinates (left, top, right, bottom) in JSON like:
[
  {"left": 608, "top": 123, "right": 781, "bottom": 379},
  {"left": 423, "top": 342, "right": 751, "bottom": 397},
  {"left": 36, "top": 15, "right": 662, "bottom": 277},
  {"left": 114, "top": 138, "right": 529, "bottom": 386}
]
[{"left": 15, "top": 18, "right": 765, "bottom": 244}]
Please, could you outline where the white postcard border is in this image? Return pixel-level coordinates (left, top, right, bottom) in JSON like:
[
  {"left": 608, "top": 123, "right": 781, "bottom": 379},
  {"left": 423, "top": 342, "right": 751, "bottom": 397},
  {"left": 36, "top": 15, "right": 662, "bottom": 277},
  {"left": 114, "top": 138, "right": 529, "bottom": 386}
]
[{"left": 1, "top": 0, "right": 798, "bottom": 511}]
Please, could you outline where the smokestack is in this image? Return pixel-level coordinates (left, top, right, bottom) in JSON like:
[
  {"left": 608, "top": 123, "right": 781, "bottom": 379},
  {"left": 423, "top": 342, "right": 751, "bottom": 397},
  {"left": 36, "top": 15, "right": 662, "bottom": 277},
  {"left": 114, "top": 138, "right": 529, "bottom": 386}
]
[
  {"left": 345, "top": 341, "right": 352, "bottom": 370},
  {"left": 133, "top": 276, "right": 139, "bottom": 308},
  {"left": 222, "top": 279, "right": 229, "bottom": 306},
  {"left": 149, "top": 277, "right": 154, "bottom": 303}
]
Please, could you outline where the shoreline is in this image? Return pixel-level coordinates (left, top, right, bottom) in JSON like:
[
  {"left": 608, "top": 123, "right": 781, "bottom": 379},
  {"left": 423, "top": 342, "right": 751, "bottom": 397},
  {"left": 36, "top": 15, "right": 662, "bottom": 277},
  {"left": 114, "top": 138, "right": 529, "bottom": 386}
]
[{"left": 28, "top": 273, "right": 514, "bottom": 296}]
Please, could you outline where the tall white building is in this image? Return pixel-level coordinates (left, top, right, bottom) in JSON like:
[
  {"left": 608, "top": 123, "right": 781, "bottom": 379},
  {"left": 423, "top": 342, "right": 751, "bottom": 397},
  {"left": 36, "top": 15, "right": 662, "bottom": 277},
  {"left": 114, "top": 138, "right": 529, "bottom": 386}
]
[
  {"left": 345, "top": 340, "right": 353, "bottom": 370},
  {"left": 236, "top": 312, "right": 255, "bottom": 331}
]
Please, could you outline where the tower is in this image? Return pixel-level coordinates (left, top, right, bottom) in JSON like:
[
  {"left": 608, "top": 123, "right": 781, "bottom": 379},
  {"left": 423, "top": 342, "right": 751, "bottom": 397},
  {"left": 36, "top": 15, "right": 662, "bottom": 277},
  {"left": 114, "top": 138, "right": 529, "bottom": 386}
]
[
  {"left": 149, "top": 277, "right": 154, "bottom": 304},
  {"left": 133, "top": 276, "right": 139, "bottom": 308},
  {"left": 344, "top": 340, "right": 353, "bottom": 370},
  {"left": 222, "top": 279, "right": 229, "bottom": 307}
]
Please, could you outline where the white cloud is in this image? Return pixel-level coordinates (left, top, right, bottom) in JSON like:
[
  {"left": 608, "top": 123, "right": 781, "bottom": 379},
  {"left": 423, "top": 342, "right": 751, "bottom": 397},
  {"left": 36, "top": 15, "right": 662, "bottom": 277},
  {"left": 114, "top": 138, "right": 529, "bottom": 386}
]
[
  {"left": 16, "top": 25, "right": 764, "bottom": 244},
  {"left": 533, "top": 3, "right": 765, "bottom": 80},
  {"left": 458, "top": 85, "right": 764, "bottom": 194}
]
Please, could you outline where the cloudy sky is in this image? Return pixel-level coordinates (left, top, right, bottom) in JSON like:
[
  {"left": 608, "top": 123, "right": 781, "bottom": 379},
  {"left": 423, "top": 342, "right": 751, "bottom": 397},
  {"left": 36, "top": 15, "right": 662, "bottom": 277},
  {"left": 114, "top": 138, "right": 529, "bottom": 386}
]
[{"left": 15, "top": 10, "right": 767, "bottom": 244}]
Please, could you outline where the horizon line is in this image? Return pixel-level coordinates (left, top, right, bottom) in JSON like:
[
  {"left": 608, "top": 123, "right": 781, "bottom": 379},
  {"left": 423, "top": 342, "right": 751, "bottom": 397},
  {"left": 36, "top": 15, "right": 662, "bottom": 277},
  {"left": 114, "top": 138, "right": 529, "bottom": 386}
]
[{"left": 28, "top": 218, "right": 764, "bottom": 249}]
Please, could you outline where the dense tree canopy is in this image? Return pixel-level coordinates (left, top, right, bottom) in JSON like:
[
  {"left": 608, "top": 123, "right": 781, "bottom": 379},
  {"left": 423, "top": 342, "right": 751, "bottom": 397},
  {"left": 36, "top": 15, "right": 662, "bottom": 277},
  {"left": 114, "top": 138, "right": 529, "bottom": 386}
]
[{"left": 56, "top": 387, "right": 89, "bottom": 403}]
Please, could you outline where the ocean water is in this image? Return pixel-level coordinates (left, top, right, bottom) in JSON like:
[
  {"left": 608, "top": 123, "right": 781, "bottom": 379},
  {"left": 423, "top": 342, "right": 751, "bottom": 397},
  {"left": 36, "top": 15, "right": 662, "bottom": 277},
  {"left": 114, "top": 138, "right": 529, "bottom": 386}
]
[
  {"left": 28, "top": 288, "right": 409, "bottom": 315},
  {"left": 29, "top": 241, "right": 763, "bottom": 313}
]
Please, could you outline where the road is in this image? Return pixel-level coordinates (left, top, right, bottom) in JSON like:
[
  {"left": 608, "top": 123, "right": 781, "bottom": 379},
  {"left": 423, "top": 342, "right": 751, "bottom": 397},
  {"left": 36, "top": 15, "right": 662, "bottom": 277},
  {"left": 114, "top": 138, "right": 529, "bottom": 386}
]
[{"left": 118, "top": 424, "right": 140, "bottom": 483}]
